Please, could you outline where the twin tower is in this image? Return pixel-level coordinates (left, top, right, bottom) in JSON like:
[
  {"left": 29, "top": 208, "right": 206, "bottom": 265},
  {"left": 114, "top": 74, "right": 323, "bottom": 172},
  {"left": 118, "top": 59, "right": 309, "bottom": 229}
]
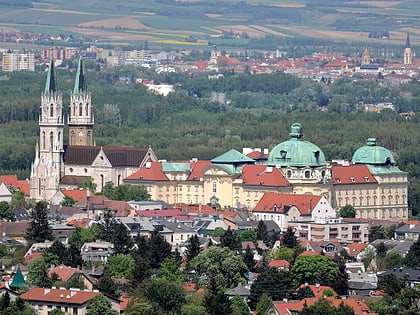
[{"left": 30, "top": 57, "right": 94, "bottom": 201}]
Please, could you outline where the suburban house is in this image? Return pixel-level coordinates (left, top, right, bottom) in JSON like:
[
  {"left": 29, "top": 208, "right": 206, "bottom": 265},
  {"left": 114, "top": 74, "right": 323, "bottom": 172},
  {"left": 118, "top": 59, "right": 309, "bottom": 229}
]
[{"left": 20, "top": 287, "right": 120, "bottom": 315}]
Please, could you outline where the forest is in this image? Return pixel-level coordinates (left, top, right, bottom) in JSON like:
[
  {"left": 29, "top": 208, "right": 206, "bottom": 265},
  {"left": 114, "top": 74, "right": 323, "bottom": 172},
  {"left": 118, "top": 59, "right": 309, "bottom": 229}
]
[{"left": 0, "top": 65, "right": 419, "bottom": 215}]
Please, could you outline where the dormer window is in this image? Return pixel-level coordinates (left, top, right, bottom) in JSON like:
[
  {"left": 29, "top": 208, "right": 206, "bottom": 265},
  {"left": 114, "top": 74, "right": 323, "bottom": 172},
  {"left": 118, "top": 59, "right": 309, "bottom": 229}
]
[
  {"left": 349, "top": 177, "right": 355, "bottom": 183},
  {"left": 364, "top": 176, "right": 369, "bottom": 182},
  {"left": 280, "top": 150, "right": 287, "bottom": 158}
]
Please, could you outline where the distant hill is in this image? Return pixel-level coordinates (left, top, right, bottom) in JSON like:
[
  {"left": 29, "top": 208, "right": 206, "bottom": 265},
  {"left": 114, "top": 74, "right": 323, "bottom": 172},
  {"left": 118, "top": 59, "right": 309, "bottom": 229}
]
[{"left": 0, "top": 0, "right": 419, "bottom": 49}]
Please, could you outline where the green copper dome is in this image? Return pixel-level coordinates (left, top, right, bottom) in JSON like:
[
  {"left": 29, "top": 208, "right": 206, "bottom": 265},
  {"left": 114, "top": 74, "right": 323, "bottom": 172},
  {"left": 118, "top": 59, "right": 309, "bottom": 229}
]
[
  {"left": 352, "top": 138, "right": 395, "bottom": 165},
  {"left": 267, "top": 123, "right": 326, "bottom": 167}
]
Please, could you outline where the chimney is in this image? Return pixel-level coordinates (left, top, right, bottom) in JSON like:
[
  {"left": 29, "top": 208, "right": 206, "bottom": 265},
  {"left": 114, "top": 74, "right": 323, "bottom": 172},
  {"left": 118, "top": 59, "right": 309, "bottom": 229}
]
[{"left": 44, "top": 288, "right": 50, "bottom": 295}]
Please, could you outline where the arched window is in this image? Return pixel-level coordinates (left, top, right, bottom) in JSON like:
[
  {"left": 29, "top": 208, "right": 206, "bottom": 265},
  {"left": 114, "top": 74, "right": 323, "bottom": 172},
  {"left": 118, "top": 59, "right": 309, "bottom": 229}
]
[
  {"left": 42, "top": 131, "right": 46, "bottom": 150},
  {"left": 79, "top": 103, "right": 83, "bottom": 116},
  {"left": 304, "top": 170, "right": 310, "bottom": 178},
  {"left": 212, "top": 181, "right": 217, "bottom": 193},
  {"left": 50, "top": 132, "right": 53, "bottom": 149},
  {"left": 100, "top": 174, "right": 104, "bottom": 191},
  {"left": 70, "top": 131, "right": 75, "bottom": 145},
  {"left": 86, "top": 104, "right": 89, "bottom": 116},
  {"left": 50, "top": 104, "right": 54, "bottom": 117}
]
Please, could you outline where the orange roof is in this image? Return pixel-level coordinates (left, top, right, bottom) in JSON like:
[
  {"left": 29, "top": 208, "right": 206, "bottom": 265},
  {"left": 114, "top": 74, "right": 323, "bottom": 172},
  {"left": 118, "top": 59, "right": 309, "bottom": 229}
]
[
  {"left": 23, "top": 251, "right": 42, "bottom": 263},
  {"left": 331, "top": 164, "right": 377, "bottom": 185},
  {"left": 241, "top": 165, "right": 290, "bottom": 187},
  {"left": 217, "top": 55, "right": 241, "bottom": 65},
  {"left": 119, "top": 297, "right": 131, "bottom": 311},
  {"left": 0, "top": 175, "right": 29, "bottom": 196},
  {"left": 403, "top": 220, "right": 420, "bottom": 225},
  {"left": 346, "top": 243, "right": 368, "bottom": 256},
  {"left": 125, "top": 162, "right": 168, "bottom": 181},
  {"left": 66, "top": 218, "right": 92, "bottom": 228},
  {"left": 267, "top": 259, "right": 290, "bottom": 268},
  {"left": 187, "top": 160, "right": 211, "bottom": 181},
  {"left": 253, "top": 193, "right": 321, "bottom": 215},
  {"left": 61, "top": 189, "right": 87, "bottom": 202},
  {"left": 21, "top": 287, "right": 101, "bottom": 305},
  {"left": 245, "top": 150, "right": 268, "bottom": 160},
  {"left": 48, "top": 266, "right": 80, "bottom": 281},
  {"left": 273, "top": 297, "right": 374, "bottom": 315}
]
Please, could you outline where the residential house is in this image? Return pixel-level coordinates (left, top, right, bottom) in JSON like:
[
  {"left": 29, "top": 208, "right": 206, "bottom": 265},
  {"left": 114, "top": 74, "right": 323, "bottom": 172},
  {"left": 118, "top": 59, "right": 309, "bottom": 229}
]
[
  {"left": 80, "top": 241, "right": 114, "bottom": 263},
  {"left": 378, "top": 268, "right": 420, "bottom": 288},
  {"left": 395, "top": 221, "right": 420, "bottom": 241},
  {"left": 20, "top": 287, "right": 120, "bottom": 315},
  {"left": 0, "top": 183, "right": 12, "bottom": 202}
]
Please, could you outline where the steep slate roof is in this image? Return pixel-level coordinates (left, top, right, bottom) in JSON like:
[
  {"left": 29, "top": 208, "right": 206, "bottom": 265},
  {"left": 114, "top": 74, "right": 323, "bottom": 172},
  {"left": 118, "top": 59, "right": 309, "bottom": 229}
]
[
  {"left": 125, "top": 162, "right": 168, "bottom": 181},
  {"left": 60, "top": 175, "right": 90, "bottom": 185},
  {"left": 63, "top": 145, "right": 150, "bottom": 166},
  {"left": 331, "top": 164, "right": 377, "bottom": 185},
  {"left": 240, "top": 164, "right": 290, "bottom": 187},
  {"left": 253, "top": 193, "right": 321, "bottom": 215}
]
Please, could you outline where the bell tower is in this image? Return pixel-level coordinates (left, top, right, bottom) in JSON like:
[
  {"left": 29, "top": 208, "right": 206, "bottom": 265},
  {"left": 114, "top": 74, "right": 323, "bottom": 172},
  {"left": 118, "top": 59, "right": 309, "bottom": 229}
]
[
  {"left": 30, "top": 56, "right": 64, "bottom": 201},
  {"left": 68, "top": 56, "right": 94, "bottom": 146},
  {"left": 403, "top": 33, "right": 413, "bottom": 65}
]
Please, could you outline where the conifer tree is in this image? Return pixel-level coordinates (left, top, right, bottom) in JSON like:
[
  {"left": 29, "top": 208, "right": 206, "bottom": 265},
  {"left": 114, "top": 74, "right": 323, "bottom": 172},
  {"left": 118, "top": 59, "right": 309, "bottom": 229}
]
[
  {"left": 26, "top": 200, "right": 53, "bottom": 243},
  {"left": 185, "top": 234, "right": 201, "bottom": 265}
]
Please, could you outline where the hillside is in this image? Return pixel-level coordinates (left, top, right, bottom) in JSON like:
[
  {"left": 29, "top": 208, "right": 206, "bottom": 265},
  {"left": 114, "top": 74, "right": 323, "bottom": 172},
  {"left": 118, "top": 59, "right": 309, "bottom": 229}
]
[{"left": 0, "top": 0, "right": 419, "bottom": 49}]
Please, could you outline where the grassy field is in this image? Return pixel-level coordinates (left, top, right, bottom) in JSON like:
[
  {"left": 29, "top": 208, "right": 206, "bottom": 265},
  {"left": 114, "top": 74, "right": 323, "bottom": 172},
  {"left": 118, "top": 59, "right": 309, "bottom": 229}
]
[{"left": 1, "top": 0, "right": 419, "bottom": 49}]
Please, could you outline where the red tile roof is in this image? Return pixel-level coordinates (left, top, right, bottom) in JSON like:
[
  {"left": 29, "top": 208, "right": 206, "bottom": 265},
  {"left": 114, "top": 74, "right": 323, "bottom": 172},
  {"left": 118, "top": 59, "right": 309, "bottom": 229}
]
[
  {"left": 136, "top": 209, "right": 189, "bottom": 220},
  {"left": 346, "top": 243, "right": 368, "bottom": 256},
  {"left": 299, "top": 250, "right": 320, "bottom": 257},
  {"left": 66, "top": 218, "right": 92, "bottom": 228},
  {"left": 273, "top": 297, "right": 374, "bottom": 315},
  {"left": 188, "top": 160, "right": 211, "bottom": 181},
  {"left": 297, "top": 284, "right": 337, "bottom": 298},
  {"left": 241, "top": 165, "right": 290, "bottom": 187},
  {"left": 125, "top": 162, "right": 168, "bottom": 181},
  {"left": 267, "top": 259, "right": 290, "bottom": 268},
  {"left": 23, "top": 251, "right": 42, "bottom": 263},
  {"left": 61, "top": 189, "right": 87, "bottom": 202},
  {"left": 0, "top": 175, "right": 29, "bottom": 196},
  {"left": 245, "top": 151, "right": 268, "bottom": 160},
  {"left": 331, "top": 164, "right": 377, "bottom": 185},
  {"left": 48, "top": 266, "right": 80, "bottom": 282},
  {"left": 0, "top": 221, "right": 29, "bottom": 237},
  {"left": 253, "top": 193, "right": 321, "bottom": 215},
  {"left": 21, "top": 287, "right": 101, "bottom": 305}
]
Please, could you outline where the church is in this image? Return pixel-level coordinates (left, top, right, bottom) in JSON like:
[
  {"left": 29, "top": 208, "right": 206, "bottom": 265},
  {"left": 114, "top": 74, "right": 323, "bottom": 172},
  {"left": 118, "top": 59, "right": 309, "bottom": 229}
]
[{"left": 29, "top": 57, "right": 157, "bottom": 201}]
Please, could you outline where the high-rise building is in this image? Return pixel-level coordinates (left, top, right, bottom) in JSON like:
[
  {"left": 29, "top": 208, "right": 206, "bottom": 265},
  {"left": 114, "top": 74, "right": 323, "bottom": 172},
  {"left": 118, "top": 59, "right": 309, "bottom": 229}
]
[{"left": 2, "top": 52, "right": 35, "bottom": 72}]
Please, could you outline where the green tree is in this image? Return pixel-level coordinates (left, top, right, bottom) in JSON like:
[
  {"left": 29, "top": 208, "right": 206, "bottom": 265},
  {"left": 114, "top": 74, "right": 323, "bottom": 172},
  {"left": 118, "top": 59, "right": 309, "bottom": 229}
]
[
  {"left": 191, "top": 246, "right": 248, "bottom": 289},
  {"left": 27, "top": 256, "right": 52, "bottom": 288},
  {"left": 295, "top": 285, "right": 315, "bottom": 300},
  {"left": 238, "top": 230, "right": 256, "bottom": 243},
  {"left": 0, "top": 201, "right": 13, "bottom": 221},
  {"left": 255, "top": 293, "right": 272, "bottom": 315},
  {"left": 11, "top": 190, "right": 27, "bottom": 209},
  {"left": 124, "top": 300, "right": 161, "bottom": 315},
  {"left": 99, "top": 210, "right": 117, "bottom": 242},
  {"left": 149, "top": 230, "right": 172, "bottom": 270},
  {"left": 107, "top": 254, "right": 135, "bottom": 278},
  {"left": 255, "top": 220, "right": 268, "bottom": 243},
  {"left": 280, "top": 227, "right": 298, "bottom": 249},
  {"left": 144, "top": 279, "right": 186, "bottom": 315},
  {"left": 45, "top": 239, "right": 67, "bottom": 265},
  {"left": 202, "top": 275, "right": 232, "bottom": 315},
  {"left": 338, "top": 205, "right": 356, "bottom": 218},
  {"left": 403, "top": 237, "right": 420, "bottom": 268},
  {"left": 230, "top": 295, "right": 250, "bottom": 315},
  {"left": 378, "top": 274, "right": 405, "bottom": 297},
  {"left": 220, "top": 228, "right": 240, "bottom": 252},
  {"left": 268, "top": 246, "right": 294, "bottom": 263},
  {"left": 185, "top": 234, "right": 201, "bottom": 266},
  {"left": 300, "top": 298, "right": 355, "bottom": 315},
  {"left": 95, "top": 272, "right": 118, "bottom": 298},
  {"left": 369, "top": 225, "right": 388, "bottom": 242},
  {"left": 385, "top": 252, "right": 403, "bottom": 269},
  {"left": 60, "top": 195, "right": 75, "bottom": 207},
  {"left": 242, "top": 244, "right": 254, "bottom": 271},
  {"left": 112, "top": 223, "right": 133, "bottom": 254},
  {"left": 159, "top": 257, "right": 186, "bottom": 284},
  {"left": 26, "top": 200, "right": 54, "bottom": 243},
  {"left": 180, "top": 303, "right": 207, "bottom": 315},
  {"left": 291, "top": 255, "right": 339, "bottom": 287},
  {"left": 78, "top": 177, "right": 97, "bottom": 192},
  {"left": 86, "top": 294, "right": 118, "bottom": 315},
  {"left": 249, "top": 268, "right": 294, "bottom": 310},
  {"left": 48, "top": 309, "right": 65, "bottom": 315}
]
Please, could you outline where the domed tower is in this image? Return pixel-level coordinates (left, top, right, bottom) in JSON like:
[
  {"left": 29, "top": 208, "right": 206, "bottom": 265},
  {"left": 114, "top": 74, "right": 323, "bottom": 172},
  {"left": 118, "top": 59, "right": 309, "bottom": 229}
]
[
  {"left": 403, "top": 33, "right": 413, "bottom": 65},
  {"left": 30, "top": 57, "right": 64, "bottom": 201},
  {"left": 267, "top": 123, "right": 329, "bottom": 185},
  {"left": 352, "top": 138, "right": 408, "bottom": 220},
  {"left": 68, "top": 56, "right": 94, "bottom": 146}
]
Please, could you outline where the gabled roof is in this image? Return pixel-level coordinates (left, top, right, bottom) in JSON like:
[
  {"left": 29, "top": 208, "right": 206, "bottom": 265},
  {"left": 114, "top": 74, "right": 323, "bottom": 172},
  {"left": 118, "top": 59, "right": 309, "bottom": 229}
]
[
  {"left": 0, "top": 175, "right": 30, "bottom": 196},
  {"left": 61, "top": 189, "right": 87, "bottom": 202},
  {"left": 49, "top": 266, "right": 80, "bottom": 282},
  {"left": 188, "top": 160, "right": 211, "bottom": 180},
  {"left": 125, "top": 162, "right": 168, "bottom": 181},
  {"left": 21, "top": 287, "right": 104, "bottom": 305},
  {"left": 211, "top": 149, "right": 255, "bottom": 164},
  {"left": 0, "top": 221, "right": 29, "bottom": 237},
  {"left": 346, "top": 243, "right": 368, "bottom": 256},
  {"left": 253, "top": 193, "right": 321, "bottom": 215},
  {"left": 268, "top": 259, "right": 290, "bottom": 269},
  {"left": 331, "top": 164, "right": 377, "bottom": 185},
  {"left": 64, "top": 145, "right": 150, "bottom": 167},
  {"left": 240, "top": 164, "right": 290, "bottom": 187}
]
